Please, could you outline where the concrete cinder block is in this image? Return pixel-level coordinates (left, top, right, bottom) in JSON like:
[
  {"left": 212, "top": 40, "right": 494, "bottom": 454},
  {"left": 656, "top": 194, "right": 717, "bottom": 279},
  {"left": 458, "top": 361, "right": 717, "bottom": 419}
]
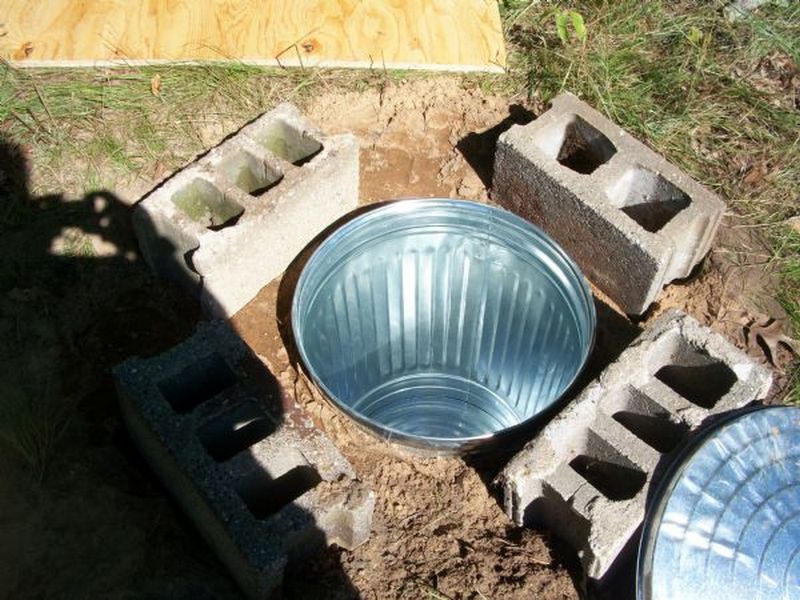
[
  {"left": 113, "top": 320, "right": 374, "bottom": 600},
  {"left": 133, "top": 103, "right": 359, "bottom": 318},
  {"left": 496, "top": 309, "right": 772, "bottom": 581},
  {"left": 493, "top": 93, "right": 725, "bottom": 315}
]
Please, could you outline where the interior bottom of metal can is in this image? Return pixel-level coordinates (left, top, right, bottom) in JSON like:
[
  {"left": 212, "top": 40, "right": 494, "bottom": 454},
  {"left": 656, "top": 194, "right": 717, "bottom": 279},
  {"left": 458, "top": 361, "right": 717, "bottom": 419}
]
[{"left": 349, "top": 373, "right": 522, "bottom": 440}]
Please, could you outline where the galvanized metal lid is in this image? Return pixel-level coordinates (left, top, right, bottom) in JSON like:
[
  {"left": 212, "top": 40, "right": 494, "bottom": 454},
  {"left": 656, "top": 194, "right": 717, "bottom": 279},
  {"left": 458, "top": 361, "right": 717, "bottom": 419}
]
[{"left": 638, "top": 406, "right": 800, "bottom": 600}]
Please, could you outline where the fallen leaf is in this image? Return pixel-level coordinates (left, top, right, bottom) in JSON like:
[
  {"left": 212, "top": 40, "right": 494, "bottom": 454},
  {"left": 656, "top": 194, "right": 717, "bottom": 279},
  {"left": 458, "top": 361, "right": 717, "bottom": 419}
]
[
  {"left": 150, "top": 74, "right": 162, "bottom": 97},
  {"left": 742, "top": 161, "right": 768, "bottom": 186},
  {"left": 725, "top": 309, "right": 800, "bottom": 370},
  {"left": 757, "top": 51, "right": 798, "bottom": 89},
  {"left": 750, "top": 320, "right": 800, "bottom": 366}
]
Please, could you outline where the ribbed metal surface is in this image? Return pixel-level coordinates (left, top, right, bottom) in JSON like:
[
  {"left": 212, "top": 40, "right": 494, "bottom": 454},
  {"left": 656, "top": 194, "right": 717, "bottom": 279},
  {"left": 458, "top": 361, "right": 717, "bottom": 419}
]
[
  {"left": 638, "top": 406, "right": 800, "bottom": 600},
  {"left": 292, "top": 199, "right": 595, "bottom": 453}
]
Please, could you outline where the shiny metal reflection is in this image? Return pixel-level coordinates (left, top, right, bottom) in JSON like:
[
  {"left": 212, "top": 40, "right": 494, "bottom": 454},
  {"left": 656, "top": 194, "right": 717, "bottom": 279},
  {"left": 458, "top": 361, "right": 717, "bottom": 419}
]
[
  {"left": 638, "top": 406, "right": 800, "bottom": 599},
  {"left": 292, "top": 199, "right": 596, "bottom": 453}
]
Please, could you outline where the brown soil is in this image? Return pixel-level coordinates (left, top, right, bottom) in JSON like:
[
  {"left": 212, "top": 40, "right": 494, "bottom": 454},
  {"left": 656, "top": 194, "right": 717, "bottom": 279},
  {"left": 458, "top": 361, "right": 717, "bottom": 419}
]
[{"left": 0, "top": 76, "right": 794, "bottom": 600}]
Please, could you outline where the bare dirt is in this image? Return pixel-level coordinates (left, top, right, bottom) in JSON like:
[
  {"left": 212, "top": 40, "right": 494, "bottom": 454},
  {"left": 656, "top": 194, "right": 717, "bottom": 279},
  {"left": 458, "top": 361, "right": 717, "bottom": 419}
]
[{"left": 0, "top": 75, "right": 795, "bottom": 600}]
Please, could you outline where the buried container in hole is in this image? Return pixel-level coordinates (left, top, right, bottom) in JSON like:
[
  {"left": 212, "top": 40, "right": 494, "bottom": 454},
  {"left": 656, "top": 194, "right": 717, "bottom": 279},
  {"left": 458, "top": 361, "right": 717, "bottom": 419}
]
[{"left": 291, "top": 199, "right": 596, "bottom": 454}]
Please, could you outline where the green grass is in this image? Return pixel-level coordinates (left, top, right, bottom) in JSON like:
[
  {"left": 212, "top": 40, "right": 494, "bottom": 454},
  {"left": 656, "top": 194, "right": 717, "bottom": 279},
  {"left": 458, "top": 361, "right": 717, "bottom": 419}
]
[
  {"left": 500, "top": 0, "right": 800, "bottom": 400},
  {"left": 0, "top": 383, "right": 72, "bottom": 480},
  {"left": 0, "top": 60, "right": 427, "bottom": 223},
  {"left": 0, "top": 307, "right": 72, "bottom": 480},
  {"left": 0, "top": 62, "right": 331, "bottom": 217},
  {"left": 501, "top": 1, "right": 799, "bottom": 201}
]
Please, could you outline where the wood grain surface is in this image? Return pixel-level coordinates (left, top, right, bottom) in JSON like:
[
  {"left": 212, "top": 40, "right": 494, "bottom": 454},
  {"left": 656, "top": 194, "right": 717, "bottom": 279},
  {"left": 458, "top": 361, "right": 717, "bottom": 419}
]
[{"left": 0, "top": 0, "right": 505, "bottom": 71}]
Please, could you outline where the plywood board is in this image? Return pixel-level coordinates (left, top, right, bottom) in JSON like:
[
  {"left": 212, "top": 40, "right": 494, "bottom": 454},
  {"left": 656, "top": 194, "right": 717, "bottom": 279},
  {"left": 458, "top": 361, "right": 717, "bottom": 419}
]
[{"left": 0, "top": 1, "right": 505, "bottom": 72}]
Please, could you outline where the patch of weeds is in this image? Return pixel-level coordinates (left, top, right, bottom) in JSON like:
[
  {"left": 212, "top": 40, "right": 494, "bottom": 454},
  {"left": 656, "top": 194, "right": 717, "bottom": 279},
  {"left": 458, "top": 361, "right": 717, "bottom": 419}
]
[
  {"left": 0, "top": 383, "right": 71, "bottom": 480},
  {"left": 132, "top": 120, "right": 168, "bottom": 161},
  {"left": 739, "top": 2, "right": 800, "bottom": 61},
  {"left": 0, "top": 61, "right": 326, "bottom": 198},
  {"left": 85, "top": 133, "right": 138, "bottom": 173},
  {"left": 0, "top": 137, "right": 32, "bottom": 228},
  {"left": 0, "top": 260, "right": 24, "bottom": 292},
  {"left": 61, "top": 229, "right": 96, "bottom": 259},
  {"left": 81, "top": 168, "right": 111, "bottom": 196}
]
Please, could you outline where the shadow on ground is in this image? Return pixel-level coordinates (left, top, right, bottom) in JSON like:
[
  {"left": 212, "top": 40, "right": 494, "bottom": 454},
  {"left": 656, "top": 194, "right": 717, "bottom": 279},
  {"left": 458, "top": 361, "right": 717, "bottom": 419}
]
[
  {"left": 457, "top": 104, "right": 535, "bottom": 188},
  {"left": 0, "top": 137, "right": 358, "bottom": 599}
]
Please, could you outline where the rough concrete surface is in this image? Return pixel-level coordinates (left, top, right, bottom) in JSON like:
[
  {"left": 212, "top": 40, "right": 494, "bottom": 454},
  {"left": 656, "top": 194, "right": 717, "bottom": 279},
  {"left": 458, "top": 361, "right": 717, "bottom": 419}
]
[
  {"left": 724, "top": 0, "right": 773, "bottom": 21},
  {"left": 133, "top": 103, "right": 359, "bottom": 318},
  {"left": 497, "top": 309, "right": 772, "bottom": 581},
  {"left": 113, "top": 320, "right": 375, "bottom": 600},
  {"left": 493, "top": 92, "right": 725, "bottom": 315}
]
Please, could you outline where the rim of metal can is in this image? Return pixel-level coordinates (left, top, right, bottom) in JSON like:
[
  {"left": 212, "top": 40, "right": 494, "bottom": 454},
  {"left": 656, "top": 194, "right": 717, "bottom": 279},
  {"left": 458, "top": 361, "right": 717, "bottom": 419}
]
[{"left": 291, "top": 198, "right": 597, "bottom": 454}]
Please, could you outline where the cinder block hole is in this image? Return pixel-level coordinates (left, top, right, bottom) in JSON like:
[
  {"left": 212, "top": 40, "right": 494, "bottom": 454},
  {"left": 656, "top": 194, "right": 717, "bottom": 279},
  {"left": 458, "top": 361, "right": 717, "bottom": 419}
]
[
  {"left": 612, "top": 410, "right": 689, "bottom": 454},
  {"left": 524, "top": 483, "right": 590, "bottom": 547},
  {"left": 158, "top": 353, "right": 238, "bottom": 413},
  {"left": 569, "top": 431, "right": 646, "bottom": 500},
  {"left": 655, "top": 348, "right": 737, "bottom": 409},
  {"left": 183, "top": 247, "right": 198, "bottom": 274},
  {"left": 234, "top": 463, "right": 323, "bottom": 520},
  {"left": 172, "top": 178, "right": 244, "bottom": 230},
  {"left": 219, "top": 150, "right": 283, "bottom": 196},
  {"left": 254, "top": 120, "right": 323, "bottom": 166},
  {"left": 606, "top": 387, "right": 689, "bottom": 453},
  {"left": 606, "top": 166, "right": 691, "bottom": 233},
  {"left": 534, "top": 115, "right": 616, "bottom": 174},
  {"left": 196, "top": 403, "right": 272, "bottom": 462}
]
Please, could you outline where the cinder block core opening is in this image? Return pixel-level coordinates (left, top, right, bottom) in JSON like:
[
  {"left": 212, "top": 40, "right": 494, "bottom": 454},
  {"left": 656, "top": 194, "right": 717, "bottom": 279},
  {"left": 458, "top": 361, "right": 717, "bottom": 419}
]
[
  {"left": 158, "top": 353, "right": 238, "bottom": 413},
  {"left": 654, "top": 344, "right": 737, "bottom": 409},
  {"left": 254, "top": 120, "right": 323, "bottom": 166},
  {"left": 656, "top": 361, "right": 736, "bottom": 409},
  {"left": 196, "top": 402, "right": 272, "bottom": 462},
  {"left": 219, "top": 150, "right": 283, "bottom": 196},
  {"left": 172, "top": 178, "right": 244, "bottom": 230},
  {"left": 606, "top": 166, "right": 691, "bottom": 233},
  {"left": 524, "top": 482, "right": 590, "bottom": 548},
  {"left": 569, "top": 430, "right": 646, "bottom": 500},
  {"left": 607, "top": 387, "right": 689, "bottom": 453},
  {"left": 534, "top": 114, "right": 617, "bottom": 174},
  {"left": 234, "top": 457, "right": 323, "bottom": 520}
]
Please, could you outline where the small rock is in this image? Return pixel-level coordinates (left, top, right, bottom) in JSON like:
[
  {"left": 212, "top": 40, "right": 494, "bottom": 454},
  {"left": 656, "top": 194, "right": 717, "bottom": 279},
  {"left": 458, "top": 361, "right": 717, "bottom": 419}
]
[{"left": 724, "top": 0, "right": 774, "bottom": 22}]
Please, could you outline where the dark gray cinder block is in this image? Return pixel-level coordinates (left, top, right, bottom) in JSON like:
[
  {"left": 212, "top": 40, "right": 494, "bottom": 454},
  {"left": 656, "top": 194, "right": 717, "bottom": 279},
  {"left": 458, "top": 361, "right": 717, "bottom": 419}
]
[
  {"left": 493, "top": 93, "right": 725, "bottom": 315},
  {"left": 496, "top": 309, "right": 771, "bottom": 581},
  {"left": 113, "top": 321, "right": 374, "bottom": 600},
  {"left": 133, "top": 103, "right": 359, "bottom": 318}
]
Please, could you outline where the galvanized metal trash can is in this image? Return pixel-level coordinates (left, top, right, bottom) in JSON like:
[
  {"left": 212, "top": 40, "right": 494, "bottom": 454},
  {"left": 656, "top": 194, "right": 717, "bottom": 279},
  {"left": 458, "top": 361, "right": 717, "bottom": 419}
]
[{"left": 292, "top": 199, "right": 596, "bottom": 454}]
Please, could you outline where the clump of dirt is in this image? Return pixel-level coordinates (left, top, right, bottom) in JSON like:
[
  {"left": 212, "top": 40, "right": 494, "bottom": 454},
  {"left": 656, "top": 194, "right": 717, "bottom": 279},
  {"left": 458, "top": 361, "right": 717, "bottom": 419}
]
[
  {"left": 338, "top": 458, "right": 574, "bottom": 599},
  {"left": 306, "top": 76, "right": 529, "bottom": 201}
]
